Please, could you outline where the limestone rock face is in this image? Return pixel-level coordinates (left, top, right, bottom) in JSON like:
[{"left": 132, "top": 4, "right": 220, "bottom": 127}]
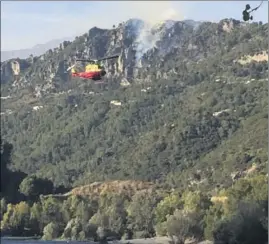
[{"left": 1, "top": 19, "right": 202, "bottom": 92}]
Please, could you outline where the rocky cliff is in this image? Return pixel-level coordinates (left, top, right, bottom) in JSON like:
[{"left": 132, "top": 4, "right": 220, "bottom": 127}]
[{"left": 2, "top": 18, "right": 251, "bottom": 97}]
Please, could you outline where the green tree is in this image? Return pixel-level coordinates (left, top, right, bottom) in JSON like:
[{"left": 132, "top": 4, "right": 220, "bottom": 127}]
[
  {"left": 127, "top": 191, "right": 158, "bottom": 238},
  {"left": 166, "top": 209, "right": 203, "bottom": 244},
  {"left": 1, "top": 202, "right": 31, "bottom": 236},
  {"left": 225, "top": 174, "right": 268, "bottom": 214},
  {"left": 42, "top": 222, "right": 60, "bottom": 240},
  {"left": 213, "top": 202, "right": 267, "bottom": 244},
  {"left": 0, "top": 198, "right": 7, "bottom": 221},
  {"left": 181, "top": 190, "right": 211, "bottom": 213},
  {"left": 155, "top": 193, "right": 183, "bottom": 236},
  {"left": 203, "top": 202, "right": 225, "bottom": 240},
  {"left": 19, "top": 175, "right": 54, "bottom": 201},
  {"left": 0, "top": 140, "right": 26, "bottom": 202},
  {"left": 40, "top": 196, "right": 65, "bottom": 229},
  {"left": 89, "top": 193, "right": 128, "bottom": 237},
  {"left": 155, "top": 193, "right": 182, "bottom": 223},
  {"left": 29, "top": 202, "right": 43, "bottom": 235}
]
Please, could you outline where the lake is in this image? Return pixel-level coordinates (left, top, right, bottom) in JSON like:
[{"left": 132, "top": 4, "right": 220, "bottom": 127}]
[
  {"left": 0, "top": 236, "right": 178, "bottom": 244},
  {"left": 1, "top": 239, "right": 91, "bottom": 244}
]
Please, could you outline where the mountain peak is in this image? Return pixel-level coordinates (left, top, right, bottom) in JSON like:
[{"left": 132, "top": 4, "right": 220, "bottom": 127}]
[{"left": 1, "top": 37, "right": 74, "bottom": 62}]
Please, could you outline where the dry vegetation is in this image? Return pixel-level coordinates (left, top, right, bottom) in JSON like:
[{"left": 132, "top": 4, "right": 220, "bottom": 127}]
[
  {"left": 237, "top": 50, "right": 268, "bottom": 65},
  {"left": 65, "top": 180, "right": 157, "bottom": 198}
]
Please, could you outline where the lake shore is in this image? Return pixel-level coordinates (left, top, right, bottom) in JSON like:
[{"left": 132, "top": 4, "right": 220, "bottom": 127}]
[{"left": 1, "top": 236, "right": 212, "bottom": 244}]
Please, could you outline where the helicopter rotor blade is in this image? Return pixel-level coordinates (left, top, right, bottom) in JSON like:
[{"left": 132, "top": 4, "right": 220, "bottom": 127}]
[
  {"left": 74, "top": 54, "right": 119, "bottom": 63},
  {"left": 97, "top": 54, "right": 120, "bottom": 62},
  {"left": 76, "top": 59, "right": 97, "bottom": 62}
]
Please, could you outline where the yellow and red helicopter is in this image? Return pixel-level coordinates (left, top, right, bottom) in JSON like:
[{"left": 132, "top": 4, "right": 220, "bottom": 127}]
[{"left": 66, "top": 54, "right": 119, "bottom": 83}]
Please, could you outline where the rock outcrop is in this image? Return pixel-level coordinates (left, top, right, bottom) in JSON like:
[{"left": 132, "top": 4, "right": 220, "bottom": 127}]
[{"left": 1, "top": 19, "right": 202, "bottom": 95}]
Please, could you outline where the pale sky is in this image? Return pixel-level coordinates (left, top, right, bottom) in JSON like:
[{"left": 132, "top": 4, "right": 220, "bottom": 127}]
[{"left": 1, "top": 1, "right": 268, "bottom": 51}]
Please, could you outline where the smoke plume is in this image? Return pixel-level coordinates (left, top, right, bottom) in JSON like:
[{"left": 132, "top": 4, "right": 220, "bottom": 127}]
[{"left": 117, "top": 1, "right": 184, "bottom": 65}]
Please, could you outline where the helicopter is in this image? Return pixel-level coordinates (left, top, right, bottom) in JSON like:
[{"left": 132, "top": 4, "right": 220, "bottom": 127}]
[{"left": 66, "top": 54, "right": 119, "bottom": 83}]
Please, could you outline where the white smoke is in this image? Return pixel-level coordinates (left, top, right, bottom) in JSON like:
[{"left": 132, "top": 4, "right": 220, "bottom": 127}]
[
  {"left": 121, "top": 1, "right": 184, "bottom": 66},
  {"left": 135, "top": 22, "right": 161, "bottom": 63}
]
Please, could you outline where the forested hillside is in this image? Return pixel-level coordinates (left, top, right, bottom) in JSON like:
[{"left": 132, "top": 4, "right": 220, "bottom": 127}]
[{"left": 0, "top": 18, "right": 268, "bottom": 243}]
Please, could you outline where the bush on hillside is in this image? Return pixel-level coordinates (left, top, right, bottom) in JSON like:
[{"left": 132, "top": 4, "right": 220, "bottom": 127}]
[{"left": 213, "top": 201, "right": 268, "bottom": 244}]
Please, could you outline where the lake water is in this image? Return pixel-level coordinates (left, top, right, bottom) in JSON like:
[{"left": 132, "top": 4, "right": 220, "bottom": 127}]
[
  {"left": 1, "top": 237, "right": 173, "bottom": 244},
  {"left": 1, "top": 237, "right": 212, "bottom": 244},
  {"left": 1, "top": 239, "right": 91, "bottom": 244}
]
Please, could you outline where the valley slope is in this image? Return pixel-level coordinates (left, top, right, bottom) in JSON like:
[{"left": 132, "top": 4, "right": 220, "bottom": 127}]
[{"left": 1, "top": 18, "right": 268, "bottom": 191}]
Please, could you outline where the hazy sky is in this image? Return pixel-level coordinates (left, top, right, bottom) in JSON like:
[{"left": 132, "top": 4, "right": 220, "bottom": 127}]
[{"left": 1, "top": 1, "right": 268, "bottom": 51}]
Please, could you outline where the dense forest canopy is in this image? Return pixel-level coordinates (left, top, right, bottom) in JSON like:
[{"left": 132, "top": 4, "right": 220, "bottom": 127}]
[{"left": 0, "top": 18, "right": 268, "bottom": 243}]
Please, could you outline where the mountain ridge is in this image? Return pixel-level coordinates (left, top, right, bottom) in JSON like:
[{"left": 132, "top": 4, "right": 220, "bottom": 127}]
[
  {"left": 0, "top": 18, "right": 268, "bottom": 189},
  {"left": 1, "top": 36, "right": 75, "bottom": 62},
  {"left": 0, "top": 17, "right": 268, "bottom": 242},
  {"left": 1, "top": 18, "right": 242, "bottom": 95}
]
